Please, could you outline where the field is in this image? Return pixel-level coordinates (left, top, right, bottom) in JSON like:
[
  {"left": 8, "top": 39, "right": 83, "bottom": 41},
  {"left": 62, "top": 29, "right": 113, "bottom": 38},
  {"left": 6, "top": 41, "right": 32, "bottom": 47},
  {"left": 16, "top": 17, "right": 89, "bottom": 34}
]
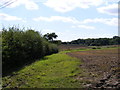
[
  {"left": 58, "top": 44, "right": 90, "bottom": 51},
  {"left": 2, "top": 45, "right": 120, "bottom": 88},
  {"left": 58, "top": 44, "right": 119, "bottom": 51},
  {"left": 67, "top": 48, "right": 120, "bottom": 88}
]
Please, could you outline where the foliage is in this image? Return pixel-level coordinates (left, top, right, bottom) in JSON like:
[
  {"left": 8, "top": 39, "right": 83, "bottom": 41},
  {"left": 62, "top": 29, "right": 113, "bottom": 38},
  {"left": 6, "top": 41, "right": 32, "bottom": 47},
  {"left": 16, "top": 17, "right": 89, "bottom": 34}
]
[
  {"left": 52, "top": 40, "right": 62, "bottom": 45},
  {"left": 2, "top": 45, "right": 120, "bottom": 88},
  {"left": 2, "top": 27, "right": 58, "bottom": 76},
  {"left": 43, "top": 32, "right": 58, "bottom": 41},
  {"left": 62, "top": 36, "right": 120, "bottom": 46}
]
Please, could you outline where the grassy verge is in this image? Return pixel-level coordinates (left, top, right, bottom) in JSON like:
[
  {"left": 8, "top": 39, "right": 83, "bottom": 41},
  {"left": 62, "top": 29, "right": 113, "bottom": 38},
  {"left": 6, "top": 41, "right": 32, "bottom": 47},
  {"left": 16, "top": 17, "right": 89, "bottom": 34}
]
[
  {"left": 60, "top": 46, "right": 120, "bottom": 53},
  {"left": 3, "top": 53, "right": 83, "bottom": 88}
]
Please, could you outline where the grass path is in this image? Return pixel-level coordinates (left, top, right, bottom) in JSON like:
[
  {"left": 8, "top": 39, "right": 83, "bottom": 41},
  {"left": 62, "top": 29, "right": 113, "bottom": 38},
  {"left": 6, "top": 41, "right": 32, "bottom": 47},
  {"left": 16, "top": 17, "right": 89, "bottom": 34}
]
[{"left": 3, "top": 53, "right": 84, "bottom": 88}]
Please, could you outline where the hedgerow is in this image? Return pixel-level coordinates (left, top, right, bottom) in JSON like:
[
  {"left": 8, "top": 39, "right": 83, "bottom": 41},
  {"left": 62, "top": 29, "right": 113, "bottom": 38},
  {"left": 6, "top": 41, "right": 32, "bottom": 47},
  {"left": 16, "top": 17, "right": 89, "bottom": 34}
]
[{"left": 2, "top": 27, "right": 58, "bottom": 75}]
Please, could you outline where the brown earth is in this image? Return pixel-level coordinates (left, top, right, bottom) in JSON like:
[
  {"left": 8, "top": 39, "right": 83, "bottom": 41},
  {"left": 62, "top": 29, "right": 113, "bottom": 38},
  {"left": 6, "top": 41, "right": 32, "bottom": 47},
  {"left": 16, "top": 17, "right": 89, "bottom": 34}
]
[
  {"left": 58, "top": 44, "right": 90, "bottom": 51},
  {"left": 58, "top": 44, "right": 119, "bottom": 51},
  {"left": 67, "top": 48, "right": 120, "bottom": 88}
]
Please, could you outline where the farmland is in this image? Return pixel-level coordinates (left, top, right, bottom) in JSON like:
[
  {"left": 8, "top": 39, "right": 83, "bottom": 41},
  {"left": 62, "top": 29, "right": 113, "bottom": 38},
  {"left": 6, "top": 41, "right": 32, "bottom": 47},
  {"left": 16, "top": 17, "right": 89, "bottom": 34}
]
[
  {"left": 1, "top": 0, "right": 119, "bottom": 89},
  {"left": 2, "top": 45, "right": 120, "bottom": 88},
  {"left": 67, "top": 47, "right": 119, "bottom": 88}
]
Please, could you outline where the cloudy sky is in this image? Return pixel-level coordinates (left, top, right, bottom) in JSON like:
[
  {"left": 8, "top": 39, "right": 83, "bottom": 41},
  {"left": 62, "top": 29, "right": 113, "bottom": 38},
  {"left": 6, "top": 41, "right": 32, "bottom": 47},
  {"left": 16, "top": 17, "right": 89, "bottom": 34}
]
[{"left": 0, "top": 0, "right": 119, "bottom": 41}]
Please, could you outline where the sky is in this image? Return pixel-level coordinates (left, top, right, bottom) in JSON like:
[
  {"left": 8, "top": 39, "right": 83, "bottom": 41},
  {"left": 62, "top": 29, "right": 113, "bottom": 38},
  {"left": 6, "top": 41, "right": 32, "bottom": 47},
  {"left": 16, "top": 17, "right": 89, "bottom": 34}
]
[{"left": 0, "top": 0, "right": 119, "bottom": 41}]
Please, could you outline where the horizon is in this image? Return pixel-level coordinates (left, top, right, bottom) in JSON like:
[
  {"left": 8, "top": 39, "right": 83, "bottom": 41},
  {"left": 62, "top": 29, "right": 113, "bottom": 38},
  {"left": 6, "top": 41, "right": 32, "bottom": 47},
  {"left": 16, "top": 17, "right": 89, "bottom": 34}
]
[
  {"left": 60, "top": 35, "right": 119, "bottom": 42},
  {"left": 0, "top": 0, "right": 119, "bottom": 42},
  {"left": 0, "top": 26, "right": 118, "bottom": 42}
]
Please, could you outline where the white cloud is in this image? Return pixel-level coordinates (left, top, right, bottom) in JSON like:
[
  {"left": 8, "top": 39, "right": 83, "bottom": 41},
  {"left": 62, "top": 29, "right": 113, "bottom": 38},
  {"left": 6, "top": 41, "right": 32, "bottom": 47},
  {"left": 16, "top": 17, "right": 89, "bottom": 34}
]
[
  {"left": 44, "top": 0, "right": 104, "bottom": 13},
  {"left": 41, "top": 29, "right": 55, "bottom": 34},
  {"left": 72, "top": 25, "right": 95, "bottom": 29},
  {"left": 1, "top": 0, "right": 39, "bottom": 10},
  {"left": 33, "top": 16, "right": 118, "bottom": 26},
  {"left": 0, "top": 13, "right": 24, "bottom": 21},
  {"left": 82, "top": 18, "right": 118, "bottom": 26},
  {"left": 107, "top": 0, "right": 119, "bottom": 2},
  {"left": 41, "top": 29, "right": 62, "bottom": 36},
  {"left": 33, "top": 16, "right": 79, "bottom": 24},
  {"left": 97, "top": 3, "right": 118, "bottom": 16},
  {"left": 34, "top": 16, "right": 95, "bottom": 30}
]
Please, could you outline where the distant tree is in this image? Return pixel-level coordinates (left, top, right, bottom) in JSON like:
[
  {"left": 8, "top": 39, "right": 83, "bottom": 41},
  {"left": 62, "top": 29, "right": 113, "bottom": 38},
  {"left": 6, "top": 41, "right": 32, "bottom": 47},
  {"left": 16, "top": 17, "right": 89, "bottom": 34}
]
[
  {"left": 61, "top": 36, "right": 120, "bottom": 46},
  {"left": 112, "top": 36, "right": 120, "bottom": 44},
  {"left": 44, "top": 32, "right": 58, "bottom": 41},
  {"left": 52, "top": 40, "right": 62, "bottom": 45}
]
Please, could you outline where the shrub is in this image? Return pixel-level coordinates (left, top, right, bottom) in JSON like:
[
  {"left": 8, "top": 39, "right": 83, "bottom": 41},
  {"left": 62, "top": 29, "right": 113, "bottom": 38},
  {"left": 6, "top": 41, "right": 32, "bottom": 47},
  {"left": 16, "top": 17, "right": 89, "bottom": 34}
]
[
  {"left": 42, "top": 41, "right": 58, "bottom": 56},
  {"left": 2, "top": 27, "right": 58, "bottom": 75}
]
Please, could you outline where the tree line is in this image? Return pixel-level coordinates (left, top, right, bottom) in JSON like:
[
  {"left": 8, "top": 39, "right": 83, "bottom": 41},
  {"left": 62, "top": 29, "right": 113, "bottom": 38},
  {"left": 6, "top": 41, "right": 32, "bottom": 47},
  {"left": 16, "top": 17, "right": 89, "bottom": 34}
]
[
  {"left": 62, "top": 36, "right": 120, "bottom": 46},
  {"left": 2, "top": 27, "right": 58, "bottom": 76}
]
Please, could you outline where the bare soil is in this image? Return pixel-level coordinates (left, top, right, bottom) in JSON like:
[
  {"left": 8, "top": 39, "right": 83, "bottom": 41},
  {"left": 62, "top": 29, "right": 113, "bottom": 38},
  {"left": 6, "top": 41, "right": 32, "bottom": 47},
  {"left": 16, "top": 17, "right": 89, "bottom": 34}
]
[
  {"left": 67, "top": 48, "right": 120, "bottom": 88},
  {"left": 58, "top": 44, "right": 90, "bottom": 51}
]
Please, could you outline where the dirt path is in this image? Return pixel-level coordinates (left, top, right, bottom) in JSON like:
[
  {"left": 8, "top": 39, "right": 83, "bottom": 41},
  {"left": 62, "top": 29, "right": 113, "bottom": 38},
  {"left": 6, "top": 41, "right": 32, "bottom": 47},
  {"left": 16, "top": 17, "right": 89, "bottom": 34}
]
[{"left": 67, "top": 49, "right": 120, "bottom": 88}]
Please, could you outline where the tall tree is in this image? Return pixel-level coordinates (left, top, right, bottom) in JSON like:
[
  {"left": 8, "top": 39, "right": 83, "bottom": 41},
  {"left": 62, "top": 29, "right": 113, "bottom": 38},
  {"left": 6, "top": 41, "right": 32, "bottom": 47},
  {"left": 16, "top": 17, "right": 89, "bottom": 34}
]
[{"left": 44, "top": 32, "right": 58, "bottom": 41}]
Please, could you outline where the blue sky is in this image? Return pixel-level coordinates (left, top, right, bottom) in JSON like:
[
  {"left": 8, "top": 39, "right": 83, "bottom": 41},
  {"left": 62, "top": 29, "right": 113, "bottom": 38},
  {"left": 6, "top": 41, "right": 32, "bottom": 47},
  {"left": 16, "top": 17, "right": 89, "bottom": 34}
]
[{"left": 0, "top": 0, "right": 119, "bottom": 41}]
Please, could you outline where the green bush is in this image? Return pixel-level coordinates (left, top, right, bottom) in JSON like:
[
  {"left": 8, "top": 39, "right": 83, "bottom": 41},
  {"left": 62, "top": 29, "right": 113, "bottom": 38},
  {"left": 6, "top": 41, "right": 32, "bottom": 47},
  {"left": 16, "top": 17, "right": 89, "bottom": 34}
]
[
  {"left": 2, "top": 27, "right": 58, "bottom": 75},
  {"left": 42, "top": 41, "right": 58, "bottom": 55}
]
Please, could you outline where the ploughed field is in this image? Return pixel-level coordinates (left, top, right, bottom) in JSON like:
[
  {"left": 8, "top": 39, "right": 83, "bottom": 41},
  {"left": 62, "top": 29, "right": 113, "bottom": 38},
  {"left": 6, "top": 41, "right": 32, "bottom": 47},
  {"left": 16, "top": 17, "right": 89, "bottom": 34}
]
[
  {"left": 58, "top": 44, "right": 90, "bottom": 51},
  {"left": 67, "top": 48, "right": 120, "bottom": 88}
]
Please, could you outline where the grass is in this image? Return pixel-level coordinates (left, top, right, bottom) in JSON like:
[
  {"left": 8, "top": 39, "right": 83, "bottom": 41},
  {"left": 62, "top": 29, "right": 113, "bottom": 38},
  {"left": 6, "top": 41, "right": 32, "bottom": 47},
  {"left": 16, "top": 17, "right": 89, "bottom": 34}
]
[
  {"left": 60, "top": 49, "right": 90, "bottom": 53},
  {"left": 3, "top": 45, "right": 120, "bottom": 88},
  {"left": 60, "top": 45, "right": 120, "bottom": 54},
  {"left": 2, "top": 53, "right": 83, "bottom": 88}
]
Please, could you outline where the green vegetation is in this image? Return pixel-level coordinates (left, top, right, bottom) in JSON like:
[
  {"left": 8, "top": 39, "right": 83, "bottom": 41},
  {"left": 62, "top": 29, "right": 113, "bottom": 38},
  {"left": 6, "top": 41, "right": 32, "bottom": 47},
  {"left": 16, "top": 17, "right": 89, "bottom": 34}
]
[
  {"left": 60, "top": 48, "right": 91, "bottom": 53},
  {"left": 2, "top": 26, "right": 120, "bottom": 88},
  {"left": 2, "top": 45, "right": 120, "bottom": 88},
  {"left": 3, "top": 53, "right": 83, "bottom": 88},
  {"left": 2, "top": 27, "right": 58, "bottom": 76},
  {"left": 62, "top": 36, "right": 120, "bottom": 46},
  {"left": 44, "top": 32, "right": 58, "bottom": 41},
  {"left": 60, "top": 46, "right": 120, "bottom": 54},
  {"left": 44, "top": 32, "right": 62, "bottom": 45}
]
